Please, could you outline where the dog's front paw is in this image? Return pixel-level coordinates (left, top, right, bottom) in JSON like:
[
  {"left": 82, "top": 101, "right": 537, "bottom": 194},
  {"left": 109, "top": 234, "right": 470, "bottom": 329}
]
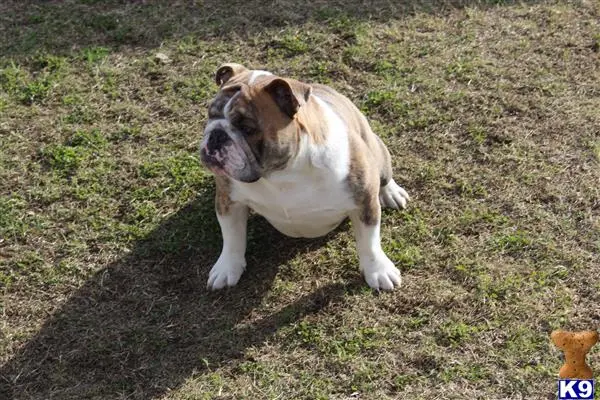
[
  {"left": 379, "top": 179, "right": 410, "bottom": 210},
  {"left": 361, "top": 253, "right": 402, "bottom": 291},
  {"left": 207, "top": 254, "right": 246, "bottom": 290}
]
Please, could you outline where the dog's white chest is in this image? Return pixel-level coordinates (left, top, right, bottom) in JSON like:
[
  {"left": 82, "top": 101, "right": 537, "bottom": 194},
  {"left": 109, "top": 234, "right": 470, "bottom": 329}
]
[
  {"left": 229, "top": 94, "right": 356, "bottom": 238},
  {"left": 230, "top": 170, "right": 355, "bottom": 238}
]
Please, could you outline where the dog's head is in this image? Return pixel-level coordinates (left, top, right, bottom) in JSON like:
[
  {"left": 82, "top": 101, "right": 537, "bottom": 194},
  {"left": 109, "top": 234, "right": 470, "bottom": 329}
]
[{"left": 200, "top": 63, "right": 312, "bottom": 183}]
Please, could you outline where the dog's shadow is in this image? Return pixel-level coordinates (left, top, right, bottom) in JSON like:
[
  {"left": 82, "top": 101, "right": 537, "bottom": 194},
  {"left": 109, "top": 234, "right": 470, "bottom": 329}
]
[{"left": 0, "top": 188, "right": 360, "bottom": 399}]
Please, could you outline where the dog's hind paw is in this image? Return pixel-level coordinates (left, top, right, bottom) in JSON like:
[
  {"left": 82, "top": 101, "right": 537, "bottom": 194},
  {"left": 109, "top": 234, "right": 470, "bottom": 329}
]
[{"left": 379, "top": 179, "right": 410, "bottom": 210}]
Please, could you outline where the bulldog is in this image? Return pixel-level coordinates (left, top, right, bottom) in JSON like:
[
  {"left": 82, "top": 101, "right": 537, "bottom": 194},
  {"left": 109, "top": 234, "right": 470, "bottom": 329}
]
[{"left": 200, "top": 63, "right": 410, "bottom": 291}]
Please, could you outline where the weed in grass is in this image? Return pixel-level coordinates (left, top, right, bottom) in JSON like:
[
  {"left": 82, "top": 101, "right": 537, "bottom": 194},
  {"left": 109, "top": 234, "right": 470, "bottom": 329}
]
[
  {"left": 110, "top": 125, "right": 143, "bottom": 142},
  {"left": 467, "top": 123, "right": 487, "bottom": 145},
  {"left": 41, "top": 144, "right": 87, "bottom": 174},
  {"left": 68, "top": 129, "right": 108, "bottom": 148},
  {"left": 32, "top": 54, "right": 67, "bottom": 72},
  {"left": 294, "top": 320, "right": 323, "bottom": 347},
  {"left": 373, "top": 59, "right": 396, "bottom": 75},
  {"left": 440, "top": 363, "right": 490, "bottom": 383},
  {"left": 63, "top": 105, "right": 98, "bottom": 124},
  {"left": 274, "top": 33, "right": 310, "bottom": 57},
  {"left": 139, "top": 154, "right": 208, "bottom": 189},
  {"left": 432, "top": 226, "right": 457, "bottom": 246},
  {"left": 308, "top": 61, "right": 335, "bottom": 84},
  {"left": 458, "top": 206, "right": 509, "bottom": 235},
  {"left": 80, "top": 46, "right": 110, "bottom": 64},
  {"left": 394, "top": 373, "right": 421, "bottom": 390},
  {"left": 477, "top": 273, "right": 524, "bottom": 302},
  {"left": 529, "top": 266, "right": 569, "bottom": 287},
  {"left": 0, "top": 64, "right": 27, "bottom": 94},
  {"left": 447, "top": 177, "right": 488, "bottom": 199},
  {"left": 504, "top": 327, "right": 550, "bottom": 359},
  {"left": 361, "top": 89, "right": 412, "bottom": 120},
  {"left": 1, "top": 58, "right": 70, "bottom": 105},
  {"left": 453, "top": 262, "right": 486, "bottom": 283},
  {"left": 0, "top": 196, "right": 27, "bottom": 240},
  {"left": 406, "top": 309, "right": 432, "bottom": 330},
  {"left": 493, "top": 230, "right": 532, "bottom": 254},
  {"left": 172, "top": 75, "right": 214, "bottom": 103},
  {"left": 445, "top": 56, "right": 479, "bottom": 84},
  {"left": 436, "top": 320, "right": 481, "bottom": 346},
  {"left": 0, "top": 65, "right": 52, "bottom": 105},
  {"left": 20, "top": 79, "right": 52, "bottom": 105}
]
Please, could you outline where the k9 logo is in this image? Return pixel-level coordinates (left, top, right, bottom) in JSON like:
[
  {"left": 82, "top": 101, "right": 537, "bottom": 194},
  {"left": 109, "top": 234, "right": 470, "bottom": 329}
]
[{"left": 558, "top": 380, "right": 595, "bottom": 400}]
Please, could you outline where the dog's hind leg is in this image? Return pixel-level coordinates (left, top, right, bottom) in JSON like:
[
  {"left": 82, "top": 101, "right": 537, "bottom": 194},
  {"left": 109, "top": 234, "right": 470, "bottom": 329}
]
[{"left": 375, "top": 136, "right": 410, "bottom": 210}]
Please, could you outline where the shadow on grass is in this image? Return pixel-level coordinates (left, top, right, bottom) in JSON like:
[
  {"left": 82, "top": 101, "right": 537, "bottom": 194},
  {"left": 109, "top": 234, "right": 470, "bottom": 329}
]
[
  {"left": 2, "top": 0, "right": 534, "bottom": 58},
  {"left": 0, "top": 190, "right": 360, "bottom": 399}
]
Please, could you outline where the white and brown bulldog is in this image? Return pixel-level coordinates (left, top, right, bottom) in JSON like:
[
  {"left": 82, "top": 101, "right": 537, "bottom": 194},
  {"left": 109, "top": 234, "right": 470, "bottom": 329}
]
[{"left": 200, "top": 63, "right": 410, "bottom": 291}]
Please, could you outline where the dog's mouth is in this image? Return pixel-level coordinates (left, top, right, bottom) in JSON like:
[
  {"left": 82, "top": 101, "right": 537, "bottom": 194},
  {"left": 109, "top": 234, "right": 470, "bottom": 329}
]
[
  {"left": 201, "top": 144, "right": 243, "bottom": 176},
  {"left": 200, "top": 153, "right": 228, "bottom": 176},
  {"left": 200, "top": 129, "right": 261, "bottom": 183}
]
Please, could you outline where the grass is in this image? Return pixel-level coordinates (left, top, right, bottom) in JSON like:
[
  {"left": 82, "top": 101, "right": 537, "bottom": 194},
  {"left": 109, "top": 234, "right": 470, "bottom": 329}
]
[{"left": 1, "top": 0, "right": 600, "bottom": 399}]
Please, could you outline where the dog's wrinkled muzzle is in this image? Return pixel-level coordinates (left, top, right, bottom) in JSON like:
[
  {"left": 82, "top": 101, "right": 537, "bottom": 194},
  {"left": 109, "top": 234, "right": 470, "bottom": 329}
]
[{"left": 200, "top": 128, "right": 261, "bottom": 183}]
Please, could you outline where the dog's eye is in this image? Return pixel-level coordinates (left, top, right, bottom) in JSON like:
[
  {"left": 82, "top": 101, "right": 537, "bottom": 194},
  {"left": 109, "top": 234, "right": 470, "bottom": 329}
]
[
  {"left": 233, "top": 116, "right": 257, "bottom": 136},
  {"left": 240, "top": 123, "right": 256, "bottom": 135}
]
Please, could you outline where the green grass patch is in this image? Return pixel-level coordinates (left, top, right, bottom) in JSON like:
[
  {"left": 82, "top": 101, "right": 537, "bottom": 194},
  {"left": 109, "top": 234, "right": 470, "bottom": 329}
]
[
  {"left": 41, "top": 144, "right": 87, "bottom": 174},
  {"left": 272, "top": 33, "right": 310, "bottom": 57},
  {"left": 80, "top": 46, "right": 110, "bottom": 64},
  {"left": 436, "top": 320, "right": 482, "bottom": 346},
  {"left": 476, "top": 273, "right": 524, "bottom": 302},
  {"left": 493, "top": 230, "right": 532, "bottom": 254},
  {"left": 0, "top": 64, "right": 56, "bottom": 105}
]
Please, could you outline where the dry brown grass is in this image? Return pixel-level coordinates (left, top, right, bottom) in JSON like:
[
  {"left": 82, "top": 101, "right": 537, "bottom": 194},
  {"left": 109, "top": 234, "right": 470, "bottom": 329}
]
[{"left": 1, "top": 0, "right": 599, "bottom": 399}]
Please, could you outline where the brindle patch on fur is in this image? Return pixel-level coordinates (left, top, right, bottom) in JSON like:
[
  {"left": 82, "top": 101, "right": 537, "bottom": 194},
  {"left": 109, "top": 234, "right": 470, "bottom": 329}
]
[
  {"left": 346, "top": 136, "right": 381, "bottom": 226},
  {"left": 374, "top": 135, "right": 392, "bottom": 187},
  {"left": 215, "top": 175, "right": 232, "bottom": 215},
  {"left": 208, "top": 90, "right": 235, "bottom": 119},
  {"left": 261, "top": 140, "right": 295, "bottom": 172}
]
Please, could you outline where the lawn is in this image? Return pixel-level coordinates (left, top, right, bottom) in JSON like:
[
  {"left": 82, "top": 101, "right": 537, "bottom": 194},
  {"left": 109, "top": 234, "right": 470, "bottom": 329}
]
[{"left": 1, "top": 0, "right": 599, "bottom": 399}]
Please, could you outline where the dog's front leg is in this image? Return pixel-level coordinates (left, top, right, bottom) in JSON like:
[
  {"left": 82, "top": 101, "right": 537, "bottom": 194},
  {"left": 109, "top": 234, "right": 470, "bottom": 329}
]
[
  {"left": 207, "top": 191, "right": 249, "bottom": 290},
  {"left": 350, "top": 197, "right": 401, "bottom": 291}
]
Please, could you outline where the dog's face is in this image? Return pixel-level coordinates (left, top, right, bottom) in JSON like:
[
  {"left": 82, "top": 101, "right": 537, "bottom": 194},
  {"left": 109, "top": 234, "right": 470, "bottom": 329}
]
[{"left": 200, "top": 63, "right": 312, "bottom": 182}]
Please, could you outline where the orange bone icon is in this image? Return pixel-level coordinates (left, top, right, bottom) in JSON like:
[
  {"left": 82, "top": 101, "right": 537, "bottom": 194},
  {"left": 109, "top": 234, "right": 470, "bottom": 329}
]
[{"left": 551, "top": 330, "right": 599, "bottom": 379}]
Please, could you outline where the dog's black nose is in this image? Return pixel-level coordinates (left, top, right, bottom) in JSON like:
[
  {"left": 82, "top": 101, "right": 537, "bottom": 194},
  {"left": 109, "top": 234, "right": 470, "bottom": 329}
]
[{"left": 207, "top": 129, "right": 230, "bottom": 153}]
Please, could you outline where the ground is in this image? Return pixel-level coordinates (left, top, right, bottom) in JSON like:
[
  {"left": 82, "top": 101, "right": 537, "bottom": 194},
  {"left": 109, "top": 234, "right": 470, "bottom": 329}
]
[{"left": 1, "top": 0, "right": 599, "bottom": 399}]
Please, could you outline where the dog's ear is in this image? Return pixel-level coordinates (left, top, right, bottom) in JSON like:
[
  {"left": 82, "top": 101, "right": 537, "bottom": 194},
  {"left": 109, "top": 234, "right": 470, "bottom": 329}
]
[
  {"left": 215, "top": 63, "right": 249, "bottom": 86},
  {"left": 264, "top": 78, "right": 312, "bottom": 118}
]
